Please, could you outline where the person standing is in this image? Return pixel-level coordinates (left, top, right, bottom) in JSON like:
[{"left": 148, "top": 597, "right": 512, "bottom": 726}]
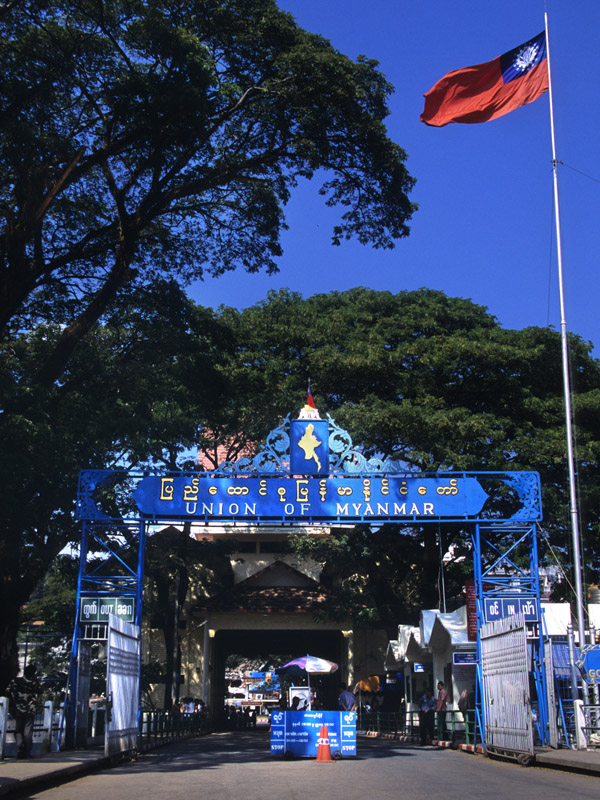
[
  {"left": 436, "top": 681, "right": 448, "bottom": 741},
  {"left": 418, "top": 688, "right": 436, "bottom": 745},
  {"left": 290, "top": 696, "right": 302, "bottom": 711},
  {"left": 337, "top": 683, "right": 356, "bottom": 711},
  {"left": 458, "top": 687, "right": 472, "bottom": 741},
  {"left": 7, "top": 664, "right": 43, "bottom": 759}
]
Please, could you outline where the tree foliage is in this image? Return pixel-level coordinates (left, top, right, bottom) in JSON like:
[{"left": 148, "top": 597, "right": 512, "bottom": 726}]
[
  {"left": 21, "top": 555, "right": 80, "bottom": 635},
  {"left": 0, "top": 281, "right": 225, "bottom": 691},
  {"left": 0, "top": 0, "right": 416, "bottom": 387},
  {"left": 144, "top": 525, "right": 234, "bottom": 709},
  {"left": 0, "top": 1, "right": 417, "bottom": 689},
  {"left": 204, "top": 287, "right": 600, "bottom": 626}
]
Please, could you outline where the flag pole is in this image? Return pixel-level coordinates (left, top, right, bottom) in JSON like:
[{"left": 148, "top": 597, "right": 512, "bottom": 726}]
[{"left": 544, "top": 11, "right": 586, "bottom": 647}]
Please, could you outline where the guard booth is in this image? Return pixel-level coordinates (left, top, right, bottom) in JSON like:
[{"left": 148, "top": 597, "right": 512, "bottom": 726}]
[{"left": 66, "top": 403, "right": 549, "bottom": 755}]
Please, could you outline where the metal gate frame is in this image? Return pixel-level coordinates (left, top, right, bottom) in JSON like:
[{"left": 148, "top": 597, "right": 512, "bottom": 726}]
[
  {"left": 74, "top": 641, "right": 91, "bottom": 747},
  {"left": 105, "top": 614, "right": 141, "bottom": 758},
  {"left": 544, "top": 637, "right": 559, "bottom": 748},
  {"left": 66, "top": 413, "right": 546, "bottom": 750},
  {"left": 481, "top": 613, "right": 534, "bottom": 761},
  {"left": 472, "top": 523, "right": 549, "bottom": 751},
  {"left": 65, "top": 519, "right": 146, "bottom": 749}
]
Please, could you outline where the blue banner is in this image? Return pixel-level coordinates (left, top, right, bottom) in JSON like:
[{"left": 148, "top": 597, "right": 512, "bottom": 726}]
[
  {"left": 270, "top": 710, "right": 356, "bottom": 758},
  {"left": 132, "top": 474, "right": 489, "bottom": 522}
]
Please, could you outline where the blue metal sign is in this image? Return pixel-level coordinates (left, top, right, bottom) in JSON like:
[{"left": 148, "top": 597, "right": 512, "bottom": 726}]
[
  {"left": 131, "top": 474, "right": 489, "bottom": 522},
  {"left": 79, "top": 596, "right": 135, "bottom": 623},
  {"left": 76, "top": 413, "right": 542, "bottom": 524},
  {"left": 289, "top": 419, "right": 330, "bottom": 474},
  {"left": 576, "top": 644, "right": 600, "bottom": 685},
  {"left": 453, "top": 651, "right": 477, "bottom": 665},
  {"left": 270, "top": 710, "right": 356, "bottom": 757},
  {"left": 483, "top": 596, "right": 539, "bottom": 623}
]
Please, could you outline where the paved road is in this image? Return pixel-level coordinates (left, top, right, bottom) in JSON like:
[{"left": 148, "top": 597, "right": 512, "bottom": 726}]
[{"left": 25, "top": 732, "right": 599, "bottom": 800}]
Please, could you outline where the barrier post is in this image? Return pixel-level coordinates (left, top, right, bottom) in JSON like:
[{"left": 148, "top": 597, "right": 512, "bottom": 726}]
[
  {"left": 0, "top": 697, "right": 8, "bottom": 759},
  {"left": 41, "top": 701, "right": 53, "bottom": 753},
  {"left": 574, "top": 699, "right": 588, "bottom": 750}
]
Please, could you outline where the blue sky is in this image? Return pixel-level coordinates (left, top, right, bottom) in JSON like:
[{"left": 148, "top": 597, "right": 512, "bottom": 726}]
[{"left": 190, "top": 0, "right": 600, "bottom": 355}]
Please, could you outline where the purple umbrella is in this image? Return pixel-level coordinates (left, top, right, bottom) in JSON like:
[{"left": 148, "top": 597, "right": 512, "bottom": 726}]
[
  {"left": 276, "top": 655, "right": 339, "bottom": 675},
  {"left": 275, "top": 655, "right": 338, "bottom": 706}
]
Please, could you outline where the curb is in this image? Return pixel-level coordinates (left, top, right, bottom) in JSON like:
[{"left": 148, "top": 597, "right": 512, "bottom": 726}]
[
  {"left": 359, "top": 731, "right": 600, "bottom": 775},
  {"left": 359, "top": 731, "right": 419, "bottom": 743},
  {"left": 456, "top": 742, "right": 485, "bottom": 754},
  {"left": 0, "top": 756, "right": 111, "bottom": 797},
  {"left": 359, "top": 730, "right": 484, "bottom": 753}
]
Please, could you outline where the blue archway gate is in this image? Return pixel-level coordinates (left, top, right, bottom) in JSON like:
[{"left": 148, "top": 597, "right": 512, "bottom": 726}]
[{"left": 68, "top": 412, "right": 547, "bottom": 753}]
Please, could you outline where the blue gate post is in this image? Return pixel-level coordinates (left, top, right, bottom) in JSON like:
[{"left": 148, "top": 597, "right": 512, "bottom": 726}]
[
  {"left": 136, "top": 521, "right": 147, "bottom": 736},
  {"left": 473, "top": 522, "right": 485, "bottom": 747},
  {"left": 64, "top": 519, "right": 91, "bottom": 748},
  {"left": 530, "top": 525, "right": 549, "bottom": 744},
  {"left": 472, "top": 522, "right": 549, "bottom": 749},
  {"left": 65, "top": 519, "right": 146, "bottom": 750}
]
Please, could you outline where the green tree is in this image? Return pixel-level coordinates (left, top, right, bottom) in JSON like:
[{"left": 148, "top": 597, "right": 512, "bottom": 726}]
[
  {"left": 21, "top": 555, "right": 80, "bottom": 636},
  {"left": 205, "top": 287, "right": 600, "bottom": 627},
  {"left": 0, "top": 0, "right": 416, "bottom": 388},
  {"left": 0, "top": 0, "right": 416, "bottom": 689},
  {"left": 18, "top": 555, "right": 80, "bottom": 697},
  {"left": 0, "top": 282, "right": 225, "bottom": 691},
  {"left": 144, "top": 525, "right": 234, "bottom": 710}
]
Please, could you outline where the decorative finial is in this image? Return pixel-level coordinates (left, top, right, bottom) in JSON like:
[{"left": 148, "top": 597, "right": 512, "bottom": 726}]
[{"left": 298, "top": 379, "right": 321, "bottom": 419}]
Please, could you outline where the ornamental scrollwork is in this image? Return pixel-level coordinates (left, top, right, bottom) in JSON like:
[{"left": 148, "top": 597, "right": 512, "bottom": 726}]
[
  {"left": 216, "top": 413, "right": 406, "bottom": 475},
  {"left": 218, "top": 415, "right": 291, "bottom": 474},
  {"left": 501, "top": 473, "right": 542, "bottom": 520}
]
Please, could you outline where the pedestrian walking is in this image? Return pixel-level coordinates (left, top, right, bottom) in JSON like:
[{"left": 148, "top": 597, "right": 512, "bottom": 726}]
[{"left": 7, "top": 664, "right": 43, "bottom": 758}]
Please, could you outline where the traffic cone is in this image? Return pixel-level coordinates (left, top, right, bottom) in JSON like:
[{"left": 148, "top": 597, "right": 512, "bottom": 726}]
[{"left": 316, "top": 725, "right": 334, "bottom": 763}]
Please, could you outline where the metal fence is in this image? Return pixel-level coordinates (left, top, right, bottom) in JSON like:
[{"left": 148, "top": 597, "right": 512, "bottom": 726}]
[
  {"left": 140, "top": 710, "right": 211, "bottom": 748},
  {"left": 0, "top": 699, "right": 61, "bottom": 759},
  {"left": 356, "top": 709, "right": 480, "bottom": 746},
  {"left": 90, "top": 706, "right": 213, "bottom": 750},
  {"left": 480, "top": 614, "right": 534, "bottom": 759},
  {"left": 581, "top": 703, "right": 600, "bottom": 748},
  {"left": 0, "top": 696, "right": 211, "bottom": 759}
]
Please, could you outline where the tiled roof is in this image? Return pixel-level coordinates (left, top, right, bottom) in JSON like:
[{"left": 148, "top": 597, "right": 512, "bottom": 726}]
[
  {"left": 237, "top": 560, "right": 321, "bottom": 589},
  {"left": 205, "top": 585, "right": 330, "bottom": 613},
  {"left": 195, "top": 561, "right": 329, "bottom": 613},
  {"left": 197, "top": 432, "right": 255, "bottom": 470}
]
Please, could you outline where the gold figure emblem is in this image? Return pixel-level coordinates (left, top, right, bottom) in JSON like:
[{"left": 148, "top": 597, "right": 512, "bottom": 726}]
[{"left": 297, "top": 423, "right": 322, "bottom": 471}]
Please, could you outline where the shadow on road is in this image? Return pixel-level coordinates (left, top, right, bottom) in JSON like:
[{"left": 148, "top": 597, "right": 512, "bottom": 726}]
[{"left": 106, "top": 731, "right": 421, "bottom": 775}]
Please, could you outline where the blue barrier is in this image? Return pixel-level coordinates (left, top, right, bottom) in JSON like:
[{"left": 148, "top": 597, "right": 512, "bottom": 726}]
[{"left": 270, "top": 710, "right": 356, "bottom": 758}]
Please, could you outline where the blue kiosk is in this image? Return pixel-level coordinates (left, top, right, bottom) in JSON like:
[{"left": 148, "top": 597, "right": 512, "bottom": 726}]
[{"left": 270, "top": 710, "right": 356, "bottom": 758}]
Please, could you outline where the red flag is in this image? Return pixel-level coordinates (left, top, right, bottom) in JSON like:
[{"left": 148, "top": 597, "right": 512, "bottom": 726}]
[
  {"left": 307, "top": 381, "right": 316, "bottom": 409},
  {"left": 421, "top": 31, "right": 548, "bottom": 127}
]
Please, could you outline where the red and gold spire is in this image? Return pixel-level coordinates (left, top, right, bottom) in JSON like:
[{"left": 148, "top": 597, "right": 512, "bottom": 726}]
[{"left": 299, "top": 379, "right": 320, "bottom": 420}]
